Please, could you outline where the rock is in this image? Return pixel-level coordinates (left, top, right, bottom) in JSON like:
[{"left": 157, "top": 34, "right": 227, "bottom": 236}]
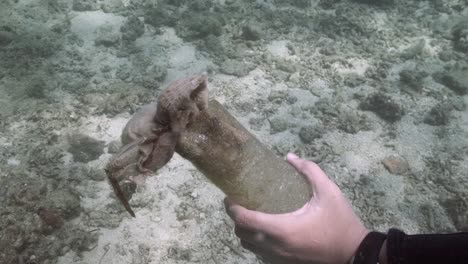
[
  {"left": 319, "top": 0, "right": 340, "bottom": 9},
  {"left": 441, "top": 196, "right": 468, "bottom": 231},
  {"left": 299, "top": 125, "right": 323, "bottom": 144},
  {"left": 144, "top": 4, "right": 177, "bottom": 28},
  {"left": 288, "top": 0, "right": 311, "bottom": 8},
  {"left": 433, "top": 69, "right": 468, "bottom": 95},
  {"left": 64, "top": 228, "right": 99, "bottom": 253},
  {"left": 286, "top": 95, "right": 298, "bottom": 104},
  {"left": 268, "top": 90, "right": 288, "bottom": 103},
  {"left": 13, "top": 26, "right": 61, "bottom": 58},
  {"left": 37, "top": 207, "right": 64, "bottom": 230},
  {"left": 202, "top": 35, "right": 225, "bottom": 56},
  {"left": 220, "top": 59, "right": 255, "bottom": 77},
  {"left": 116, "top": 64, "right": 131, "bottom": 81},
  {"left": 277, "top": 60, "right": 297, "bottom": 73},
  {"left": 352, "top": 0, "right": 394, "bottom": 5},
  {"left": 344, "top": 74, "right": 366, "bottom": 87},
  {"left": 320, "top": 45, "right": 336, "bottom": 56},
  {"left": 94, "top": 24, "right": 120, "bottom": 47},
  {"left": 24, "top": 76, "right": 50, "bottom": 99},
  {"left": 166, "top": 0, "right": 186, "bottom": 7},
  {"left": 337, "top": 110, "right": 371, "bottom": 134},
  {"left": 67, "top": 133, "right": 105, "bottom": 163},
  {"left": 120, "top": 16, "right": 144, "bottom": 43},
  {"left": 0, "top": 244, "right": 16, "bottom": 264},
  {"left": 401, "top": 39, "right": 426, "bottom": 59},
  {"left": 359, "top": 93, "right": 405, "bottom": 122},
  {"left": 107, "top": 140, "right": 122, "bottom": 154},
  {"left": 382, "top": 156, "right": 410, "bottom": 175},
  {"left": 84, "top": 210, "right": 123, "bottom": 228},
  {"left": 186, "top": 14, "right": 223, "bottom": 39},
  {"left": 86, "top": 166, "right": 106, "bottom": 181},
  {"left": 242, "top": 22, "right": 262, "bottom": 41},
  {"left": 0, "top": 31, "right": 14, "bottom": 46},
  {"left": 249, "top": 117, "right": 265, "bottom": 131},
  {"left": 438, "top": 50, "right": 453, "bottom": 62},
  {"left": 399, "top": 69, "right": 427, "bottom": 92},
  {"left": 141, "top": 65, "right": 167, "bottom": 89},
  {"left": 101, "top": 0, "right": 125, "bottom": 13},
  {"left": 97, "top": 87, "right": 152, "bottom": 116},
  {"left": 72, "top": 0, "right": 99, "bottom": 11},
  {"left": 188, "top": 0, "right": 213, "bottom": 11},
  {"left": 167, "top": 245, "right": 192, "bottom": 261},
  {"left": 42, "top": 188, "right": 81, "bottom": 220},
  {"left": 0, "top": 184, "right": 7, "bottom": 204},
  {"left": 450, "top": 97, "right": 466, "bottom": 111},
  {"left": 66, "top": 164, "right": 88, "bottom": 183},
  {"left": 288, "top": 71, "right": 301, "bottom": 84},
  {"left": 424, "top": 104, "right": 451, "bottom": 126},
  {"left": 452, "top": 20, "right": 468, "bottom": 53},
  {"left": 269, "top": 116, "right": 288, "bottom": 134}
]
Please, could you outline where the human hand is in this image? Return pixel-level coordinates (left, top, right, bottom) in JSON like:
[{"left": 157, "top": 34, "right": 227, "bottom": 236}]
[{"left": 224, "top": 153, "right": 369, "bottom": 264}]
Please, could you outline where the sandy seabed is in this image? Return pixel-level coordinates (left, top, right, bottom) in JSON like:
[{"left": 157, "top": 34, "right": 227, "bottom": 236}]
[{"left": 0, "top": 0, "right": 467, "bottom": 263}]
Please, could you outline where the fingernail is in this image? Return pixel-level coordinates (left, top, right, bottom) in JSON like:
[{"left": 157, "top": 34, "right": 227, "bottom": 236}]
[{"left": 287, "top": 153, "right": 299, "bottom": 160}]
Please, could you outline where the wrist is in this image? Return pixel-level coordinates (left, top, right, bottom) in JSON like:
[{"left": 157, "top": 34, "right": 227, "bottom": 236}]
[
  {"left": 378, "top": 240, "right": 387, "bottom": 264},
  {"left": 347, "top": 229, "right": 370, "bottom": 264},
  {"left": 349, "top": 231, "right": 387, "bottom": 264}
]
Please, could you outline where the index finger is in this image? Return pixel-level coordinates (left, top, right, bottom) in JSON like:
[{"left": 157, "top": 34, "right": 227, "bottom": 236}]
[
  {"left": 224, "top": 198, "right": 284, "bottom": 236},
  {"left": 287, "top": 153, "right": 339, "bottom": 199}
]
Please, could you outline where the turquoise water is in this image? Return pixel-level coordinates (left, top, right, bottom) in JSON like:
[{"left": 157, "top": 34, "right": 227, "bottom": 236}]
[{"left": 0, "top": 1, "right": 467, "bottom": 263}]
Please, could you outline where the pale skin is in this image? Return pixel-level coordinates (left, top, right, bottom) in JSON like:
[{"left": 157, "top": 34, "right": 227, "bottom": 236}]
[{"left": 225, "top": 153, "right": 388, "bottom": 264}]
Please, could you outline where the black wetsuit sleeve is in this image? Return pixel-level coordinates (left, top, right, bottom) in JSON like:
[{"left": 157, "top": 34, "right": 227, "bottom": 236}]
[{"left": 387, "top": 228, "right": 468, "bottom": 264}]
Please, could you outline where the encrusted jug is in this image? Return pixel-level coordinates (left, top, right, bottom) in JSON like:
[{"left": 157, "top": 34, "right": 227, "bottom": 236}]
[{"left": 176, "top": 100, "right": 311, "bottom": 213}]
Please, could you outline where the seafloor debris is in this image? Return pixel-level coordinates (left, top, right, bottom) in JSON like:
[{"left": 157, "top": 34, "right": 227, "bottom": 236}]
[
  {"left": 269, "top": 116, "right": 289, "bottom": 134},
  {"left": 352, "top": 0, "right": 394, "bottom": 5},
  {"left": 105, "top": 74, "right": 208, "bottom": 217},
  {"left": 382, "top": 156, "right": 410, "bottom": 175},
  {"left": 120, "top": 16, "right": 145, "bottom": 43},
  {"left": 37, "top": 207, "right": 64, "bottom": 230},
  {"left": 433, "top": 68, "right": 468, "bottom": 96},
  {"left": 67, "top": 133, "right": 106, "bottom": 163},
  {"left": 359, "top": 93, "right": 405, "bottom": 122},
  {"left": 72, "top": 0, "right": 99, "bottom": 11},
  {"left": 441, "top": 196, "right": 468, "bottom": 232},
  {"left": 399, "top": 69, "right": 428, "bottom": 92},
  {"left": 0, "top": 30, "right": 14, "bottom": 46},
  {"left": 299, "top": 124, "right": 324, "bottom": 144},
  {"left": 452, "top": 20, "right": 468, "bottom": 53},
  {"left": 424, "top": 104, "right": 452, "bottom": 126},
  {"left": 1, "top": 0, "right": 467, "bottom": 263}
]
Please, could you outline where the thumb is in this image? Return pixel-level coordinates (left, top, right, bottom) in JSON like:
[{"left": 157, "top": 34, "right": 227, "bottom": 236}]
[{"left": 286, "top": 153, "right": 337, "bottom": 198}]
